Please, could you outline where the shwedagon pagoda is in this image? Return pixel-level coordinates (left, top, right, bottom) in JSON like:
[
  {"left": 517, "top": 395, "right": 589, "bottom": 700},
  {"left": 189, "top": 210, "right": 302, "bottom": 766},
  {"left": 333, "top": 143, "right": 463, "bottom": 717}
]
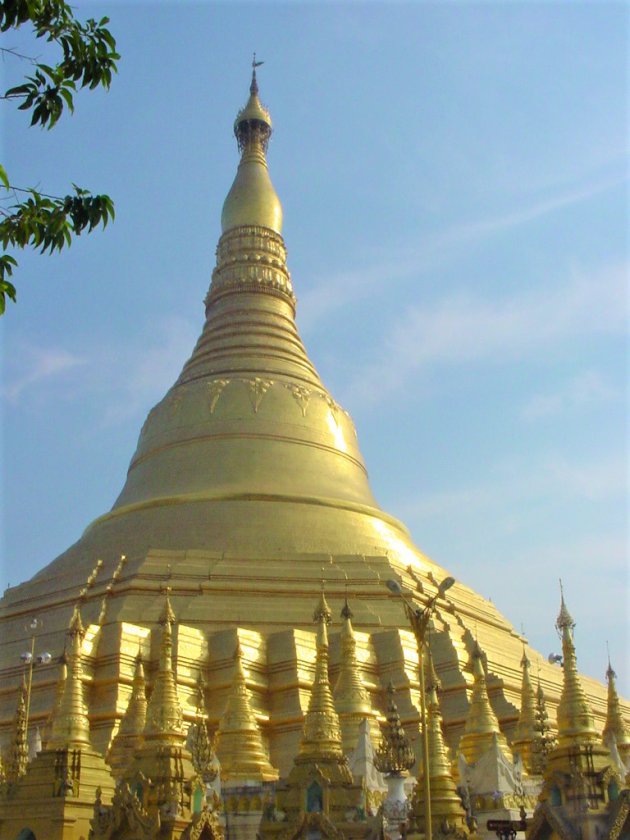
[{"left": 0, "top": 67, "right": 628, "bottom": 840}]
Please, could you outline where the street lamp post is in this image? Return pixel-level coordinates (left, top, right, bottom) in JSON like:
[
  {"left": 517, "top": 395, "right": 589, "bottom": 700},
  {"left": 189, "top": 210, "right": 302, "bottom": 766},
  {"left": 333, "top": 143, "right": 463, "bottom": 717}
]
[
  {"left": 20, "top": 617, "right": 51, "bottom": 749},
  {"left": 386, "top": 576, "right": 456, "bottom": 840}
]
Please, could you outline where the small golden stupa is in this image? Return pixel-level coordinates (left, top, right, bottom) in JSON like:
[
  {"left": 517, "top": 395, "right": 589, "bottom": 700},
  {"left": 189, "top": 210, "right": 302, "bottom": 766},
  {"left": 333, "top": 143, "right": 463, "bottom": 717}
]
[{"left": 0, "top": 63, "right": 627, "bottom": 840}]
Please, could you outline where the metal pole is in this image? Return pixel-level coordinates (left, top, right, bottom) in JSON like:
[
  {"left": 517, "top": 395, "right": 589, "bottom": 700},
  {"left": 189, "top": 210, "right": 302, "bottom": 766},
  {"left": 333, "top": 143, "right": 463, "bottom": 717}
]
[
  {"left": 24, "top": 632, "right": 35, "bottom": 748},
  {"left": 419, "top": 637, "right": 432, "bottom": 840}
]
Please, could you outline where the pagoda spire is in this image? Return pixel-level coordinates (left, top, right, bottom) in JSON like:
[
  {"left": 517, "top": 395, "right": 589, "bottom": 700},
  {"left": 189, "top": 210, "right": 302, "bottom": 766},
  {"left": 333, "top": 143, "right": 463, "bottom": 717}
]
[
  {"left": 4, "top": 674, "right": 29, "bottom": 784},
  {"left": 217, "top": 640, "right": 278, "bottom": 782},
  {"left": 530, "top": 678, "right": 556, "bottom": 775},
  {"left": 106, "top": 649, "right": 147, "bottom": 779},
  {"left": 414, "top": 650, "right": 470, "bottom": 835},
  {"left": 374, "top": 681, "right": 415, "bottom": 776},
  {"left": 144, "top": 588, "right": 184, "bottom": 742},
  {"left": 602, "top": 655, "right": 630, "bottom": 767},
  {"left": 458, "top": 641, "right": 511, "bottom": 765},
  {"left": 188, "top": 671, "right": 218, "bottom": 782},
  {"left": 333, "top": 597, "right": 373, "bottom": 753},
  {"left": 554, "top": 583, "right": 598, "bottom": 747},
  {"left": 511, "top": 646, "right": 538, "bottom": 775},
  {"left": 299, "top": 582, "right": 344, "bottom": 760},
  {"left": 48, "top": 606, "right": 91, "bottom": 749},
  {"left": 220, "top": 59, "right": 282, "bottom": 236}
]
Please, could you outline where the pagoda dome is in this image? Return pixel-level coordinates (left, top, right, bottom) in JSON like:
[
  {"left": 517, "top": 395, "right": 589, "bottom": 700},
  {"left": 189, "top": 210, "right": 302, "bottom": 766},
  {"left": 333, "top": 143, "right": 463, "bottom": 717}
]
[{"left": 0, "top": 68, "right": 621, "bottom": 778}]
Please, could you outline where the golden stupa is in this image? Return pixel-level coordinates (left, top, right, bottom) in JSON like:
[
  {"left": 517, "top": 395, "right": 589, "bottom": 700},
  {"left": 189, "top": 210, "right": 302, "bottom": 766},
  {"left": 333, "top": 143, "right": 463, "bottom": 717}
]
[{"left": 0, "top": 66, "right": 626, "bottom": 792}]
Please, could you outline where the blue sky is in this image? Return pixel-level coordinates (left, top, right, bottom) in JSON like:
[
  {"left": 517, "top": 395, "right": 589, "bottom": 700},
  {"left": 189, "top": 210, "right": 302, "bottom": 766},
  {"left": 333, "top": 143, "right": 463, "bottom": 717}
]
[{"left": 1, "top": 3, "right": 628, "bottom": 695}]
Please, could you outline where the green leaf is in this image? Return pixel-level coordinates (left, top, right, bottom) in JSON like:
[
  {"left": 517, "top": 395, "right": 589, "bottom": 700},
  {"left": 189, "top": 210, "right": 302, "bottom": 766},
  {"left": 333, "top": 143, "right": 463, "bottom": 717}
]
[{"left": 0, "top": 165, "right": 9, "bottom": 190}]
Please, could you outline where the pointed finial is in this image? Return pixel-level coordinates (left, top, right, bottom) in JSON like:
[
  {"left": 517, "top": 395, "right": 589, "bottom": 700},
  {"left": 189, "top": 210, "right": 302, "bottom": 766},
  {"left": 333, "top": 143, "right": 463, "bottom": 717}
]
[
  {"left": 313, "top": 574, "right": 332, "bottom": 625},
  {"left": 251, "top": 52, "right": 264, "bottom": 95},
  {"left": 556, "top": 579, "right": 575, "bottom": 633},
  {"left": 606, "top": 642, "right": 615, "bottom": 681},
  {"left": 159, "top": 586, "right": 176, "bottom": 625}
]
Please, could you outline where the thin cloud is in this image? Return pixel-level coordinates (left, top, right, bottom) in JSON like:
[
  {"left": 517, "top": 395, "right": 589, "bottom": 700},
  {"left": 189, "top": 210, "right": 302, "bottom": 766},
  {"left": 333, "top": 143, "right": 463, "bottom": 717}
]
[
  {"left": 522, "top": 369, "right": 621, "bottom": 421},
  {"left": 3, "top": 343, "right": 87, "bottom": 404},
  {"left": 4, "top": 316, "right": 199, "bottom": 428},
  {"left": 396, "top": 452, "right": 626, "bottom": 525},
  {"left": 299, "top": 170, "right": 627, "bottom": 331},
  {"left": 348, "top": 261, "right": 626, "bottom": 405}
]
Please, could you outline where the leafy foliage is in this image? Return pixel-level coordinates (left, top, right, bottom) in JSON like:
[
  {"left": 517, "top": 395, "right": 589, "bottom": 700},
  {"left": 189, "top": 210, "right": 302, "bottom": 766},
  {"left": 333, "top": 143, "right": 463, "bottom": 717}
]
[{"left": 1, "top": 0, "right": 119, "bottom": 312}]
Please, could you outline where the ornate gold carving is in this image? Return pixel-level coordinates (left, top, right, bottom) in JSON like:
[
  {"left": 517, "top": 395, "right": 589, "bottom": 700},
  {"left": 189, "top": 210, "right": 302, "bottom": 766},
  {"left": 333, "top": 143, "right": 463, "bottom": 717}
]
[
  {"left": 207, "top": 379, "right": 230, "bottom": 414},
  {"left": 91, "top": 779, "right": 159, "bottom": 839},
  {"left": 183, "top": 805, "right": 224, "bottom": 840},
  {"left": 374, "top": 683, "right": 415, "bottom": 775},
  {"left": 286, "top": 384, "right": 311, "bottom": 417},
  {"left": 243, "top": 377, "right": 274, "bottom": 413},
  {"left": 4, "top": 675, "right": 28, "bottom": 785}
]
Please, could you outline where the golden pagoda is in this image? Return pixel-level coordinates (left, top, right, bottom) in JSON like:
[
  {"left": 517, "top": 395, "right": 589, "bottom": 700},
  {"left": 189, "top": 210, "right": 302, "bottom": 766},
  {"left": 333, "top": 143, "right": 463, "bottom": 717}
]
[
  {"left": 0, "top": 607, "right": 116, "bottom": 840},
  {"left": 528, "top": 589, "right": 629, "bottom": 840},
  {"left": 216, "top": 641, "right": 278, "bottom": 783},
  {"left": 410, "top": 652, "right": 471, "bottom": 840},
  {"left": 0, "top": 62, "right": 628, "bottom": 840},
  {"left": 602, "top": 658, "right": 630, "bottom": 771},
  {"left": 333, "top": 599, "right": 377, "bottom": 755},
  {"left": 458, "top": 642, "right": 511, "bottom": 766},
  {"left": 511, "top": 648, "right": 538, "bottom": 777}
]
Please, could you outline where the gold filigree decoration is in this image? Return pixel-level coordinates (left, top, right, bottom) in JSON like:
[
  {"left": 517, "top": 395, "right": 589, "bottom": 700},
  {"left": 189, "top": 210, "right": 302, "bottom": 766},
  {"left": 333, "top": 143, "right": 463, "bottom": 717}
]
[
  {"left": 183, "top": 806, "right": 224, "bottom": 840},
  {"left": 207, "top": 379, "right": 230, "bottom": 414},
  {"left": 284, "top": 383, "right": 311, "bottom": 417},
  {"left": 243, "top": 377, "right": 274, "bottom": 413}
]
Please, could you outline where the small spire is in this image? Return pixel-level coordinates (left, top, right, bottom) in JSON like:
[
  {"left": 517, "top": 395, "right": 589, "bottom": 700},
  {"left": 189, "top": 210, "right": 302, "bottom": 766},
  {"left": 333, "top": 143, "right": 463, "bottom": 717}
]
[
  {"left": 333, "top": 597, "right": 372, "bottom": 731},
  {"left": 48, "top": 606, "right": 91, "bottom": 749},
  {"left": 5, "top": 674, "right": 29, "bottom": 784},
  {"left": 299, "top": 586, "right": 344, "bottom": 760},
  {"left": 414, "top": 648, "right": 469, "bottom": 835},
  {"left": 530, "top": 679, "right": 556, "bottom": 775},
  {"left": 458, "top": 641, "right": 511, "bottom": 765},
  {"left": 143, "top": 589, "right": 184, "bottom": 741},
  {"left": 106, "top": 650, "right": 147, "bottom": 780},
  {"left": 602, "top": 653, "right": 630, "bottom": 765},
  {"left": 553, "top": 585, "right": 598, "bottom": 747},
  {"left": 373, "top": 682, "right": 415, "bottom": 776},
  {"left": 556, "top": 578, "right": 575, "bottom": 634},
  {"left": 511, "top": 645, "right": 538, "bottom": 775},
  {"left": 217, "top": 639, "right": 278, "bottom": 781},
  {"left": 188, "top": 670, "right": 218, "bottom": 782}
]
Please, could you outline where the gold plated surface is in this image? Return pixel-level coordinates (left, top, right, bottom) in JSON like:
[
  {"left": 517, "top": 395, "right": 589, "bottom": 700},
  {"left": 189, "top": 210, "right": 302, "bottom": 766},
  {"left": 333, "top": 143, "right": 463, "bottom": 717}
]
[{"left": 0, "top": 70, "right": 627, "bottom": 840}]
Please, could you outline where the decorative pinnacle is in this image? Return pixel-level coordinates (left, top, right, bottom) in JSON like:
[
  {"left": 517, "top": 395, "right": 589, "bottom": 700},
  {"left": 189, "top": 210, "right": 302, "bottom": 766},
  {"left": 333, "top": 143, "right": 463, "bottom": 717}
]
[
  {"left": 554, "top": 585, "right": 597, "bottom": 746},
  {"left": 49, "top": 606, "right": 91, "bottom": 749},
  {"left": 251, "top": 52, "right": 264, "bottom": 95},
  {"left": 217, "top": 638, "right": 278, "bottom": 781},
  {"left": 313, "top": 575, "right": 332, "bottom": 625},
  {"left": 334, "top": 596, "right": 371, "bottom": 718},
  {"left": 5, "top": 674, "right": 28, "bottom": 784},
  {"left": 556, "top": 579, "right": 575, "bottom": 633},
  {"left": 299, "top": 587, "right": 343, "bottom": 759},
  {"left": 374, "top": 682, "right": 415, "bottom": 775},
  {"left": 459, "top": 640, "right": 511, "bottom": 765},
  {"left": 144, "top": 588, "right": 184, "bottom": 740},
  {"left": 341, "top": 595, "right": 353, "bottom": 620}
]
